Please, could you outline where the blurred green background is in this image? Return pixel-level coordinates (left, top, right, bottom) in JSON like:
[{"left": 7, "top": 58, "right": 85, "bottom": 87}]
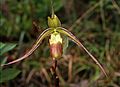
[{"left": 0, "top": 0, "right": 120, "bottom": 87}]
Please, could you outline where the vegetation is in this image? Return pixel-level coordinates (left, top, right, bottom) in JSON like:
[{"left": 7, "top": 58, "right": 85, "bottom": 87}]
[{"left": 0, "top": 0, "right": 120, "bottom": 87}]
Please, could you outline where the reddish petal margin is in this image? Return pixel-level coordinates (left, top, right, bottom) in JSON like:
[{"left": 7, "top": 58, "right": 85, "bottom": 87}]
[
  {"left": 57, "top": 27, "right": 108, "bottom": 77},
  {"left": 1, "top": 28, "right": 54, "bottom": 66}
]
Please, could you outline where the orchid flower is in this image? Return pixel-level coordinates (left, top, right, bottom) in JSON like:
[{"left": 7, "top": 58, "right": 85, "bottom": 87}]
[{"left": 1, "top": 4, "right": 108, "bottom": 77}]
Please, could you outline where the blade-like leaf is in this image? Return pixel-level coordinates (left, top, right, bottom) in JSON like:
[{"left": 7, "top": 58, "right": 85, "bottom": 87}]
[
  {"left": 0, "top": 43, "right": 16, "bottom": 55},
  {"left": 0, "top": 43, "right": 5, "bottom": 50},
  {"left": 1, "top": 28, "right": 54, "bottom": 66},
  {"left": 57, "top": 27, "right": 108, "bottom": 77},
  {"left": 0, "top": 68, "right": 21, "bottom": 83},
  {"left": 0, "top": 57, "right": 7, "bottom": 66},
  {"left": 0, "top": 57, "right": 7, "bottom": 70}
]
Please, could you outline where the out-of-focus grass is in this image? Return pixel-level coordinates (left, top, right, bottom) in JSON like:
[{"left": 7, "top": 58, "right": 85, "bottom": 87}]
[{"left": 0, "top": 0, "right": 120, "bottom": 87}]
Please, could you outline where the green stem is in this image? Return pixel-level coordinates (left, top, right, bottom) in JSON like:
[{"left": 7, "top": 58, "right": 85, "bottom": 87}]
[{"left": 51, "top": 0, "right": 54, "bottom": 18}]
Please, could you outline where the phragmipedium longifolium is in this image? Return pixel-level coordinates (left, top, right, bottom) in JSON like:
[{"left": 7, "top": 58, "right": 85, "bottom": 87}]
[{"left": 1, "top": 1, "right": 108, "bottom": 78}]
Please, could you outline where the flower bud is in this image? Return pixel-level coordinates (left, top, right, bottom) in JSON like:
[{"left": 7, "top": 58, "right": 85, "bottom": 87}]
[
  {"left": 48, "top": 15, "right": 61, "bottom": 28},
  {"left": 49, "top": 32, "right": 63, "bottom": 58}
]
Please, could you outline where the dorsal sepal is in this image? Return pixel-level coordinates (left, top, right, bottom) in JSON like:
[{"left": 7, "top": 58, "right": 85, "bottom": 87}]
[{"left": 48, "top": 15, "right": 61, "bottom": 28}]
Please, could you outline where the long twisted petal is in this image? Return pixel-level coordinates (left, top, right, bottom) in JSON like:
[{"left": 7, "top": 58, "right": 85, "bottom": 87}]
[
  {"left": 1, "top": 28, "right": 54, "bottom": 66},
  {"left": 57, "top": 27, "right": 108, "bottom": 77}
]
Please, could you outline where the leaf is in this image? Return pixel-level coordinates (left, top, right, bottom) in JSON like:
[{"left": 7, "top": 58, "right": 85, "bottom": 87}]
[
  {"left": 54, "top": 0, "right": 63, "bottom": 12},
  {"left": 0, "top": 42, "right": 17, "bottom": 55},
  {"left": 0, "top": 57, "right": 7, "bottom": 65},
  {"left": 0, "top": 57, "right": 7, "bottom": 70},
  {"left": 0, "top": 43, "right": 5, "bottom": 49},
  {"left": 0, "top": 68, "right": 21, "bottom": 83}
]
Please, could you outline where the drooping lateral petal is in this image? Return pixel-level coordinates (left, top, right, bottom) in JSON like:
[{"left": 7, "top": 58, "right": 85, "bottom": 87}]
[
  {"left": 1, "top": 28, "right": 54, "bottom": 66},
  {"left": 57, "top": 27, "right": 108, "bottom": 77}
]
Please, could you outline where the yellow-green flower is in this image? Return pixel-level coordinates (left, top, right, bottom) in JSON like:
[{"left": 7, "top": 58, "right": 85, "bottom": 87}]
[{"left": 1, "top": 12, "right": 108, "bottom": 77}]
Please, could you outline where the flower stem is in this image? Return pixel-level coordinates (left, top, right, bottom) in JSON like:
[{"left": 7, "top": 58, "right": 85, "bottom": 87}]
[{"left": 52, "top": 58, "right": 59, "bottom": 87}]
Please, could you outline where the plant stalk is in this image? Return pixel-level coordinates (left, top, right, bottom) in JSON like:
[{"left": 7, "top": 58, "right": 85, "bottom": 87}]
[{"left": 52, "top": 58, "right": 59, "bottom": 87}]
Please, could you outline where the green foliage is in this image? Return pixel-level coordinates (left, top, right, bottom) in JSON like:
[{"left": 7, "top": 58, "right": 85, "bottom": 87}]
[
  {"left": 0, "top": 42, "right": 16, "bottom": 55},
  {"left": 0, "top": 0, "right": 120, "bottom": 86},
  {"left": 0, "top": 68, "right": 21, "bottom": 83},
  {"left": 0, "top": 42, "right": 20, "bottom": 83},
  {"left": 0, "top": 0, "right": 63, "bottom": 37}
]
